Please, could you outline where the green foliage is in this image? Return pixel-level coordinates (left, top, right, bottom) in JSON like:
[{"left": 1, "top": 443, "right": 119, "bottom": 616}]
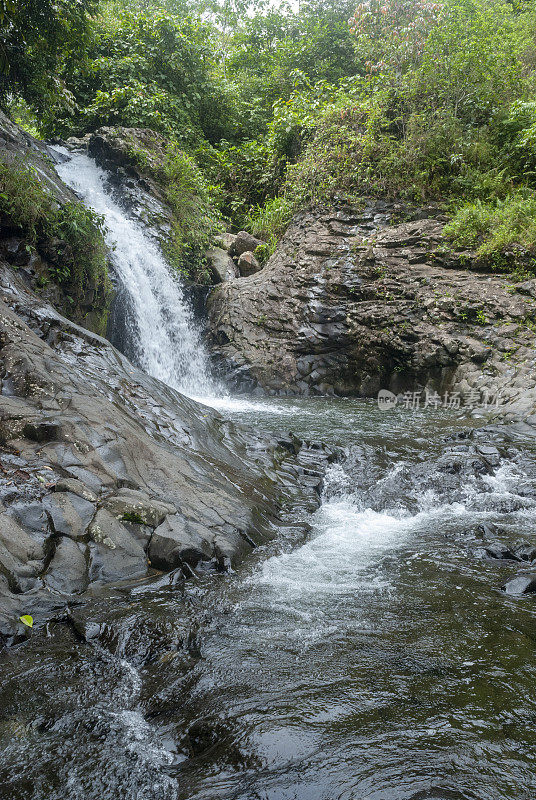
[
  {"left": 498, "top": 101, "right": 536, "bottom": 183},
  {"left": 279, "top": 0, "right": 536, "bottom": 218},
  {"left": 6, "top": 99, "right": 41, "bottom": 139},
  {"left": 253, "top": 242, "right": 273, "bottom": 265},
  {"left": 413, "top": 0, "right": 528, "bottom": 123},
  {"left": 19, "top": 614, "right": 33, "bottom": 628},
  {"left": 160, "top": 147, "right": 223, "bottom": 279},
  {"left": 46, "top": 3, "right": 237, "bottom": 142},
  {"left": 350, "top": 0, "right": 441, "bottom": 74},
  {"left": 443, "top": 193, "right": 536, "bottom": 267},
  {"left": 121, "top": 512, "right": 145, "bottom": 524},
  {"left": 197, "top": 137, "right": 280, "bottom": 228},
  {"left": 4, "top": 0, "right": 536, "bottom": 269},
  {"left": 0, "top": 0, "right": 97, "bottom": 116},
  {"left": 0, "top": 158, "right": 110, "bottom": 297},
  {"left": 245, "top": 197, "right": 293, "bottom": 241},
  {"left": 226, "top": 0, "right": 358, "bottom": 132}
]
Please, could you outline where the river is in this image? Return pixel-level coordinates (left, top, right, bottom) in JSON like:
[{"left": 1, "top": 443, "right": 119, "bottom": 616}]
[{"left": 0, "top": 152, "right": 535, "bottom": 800}]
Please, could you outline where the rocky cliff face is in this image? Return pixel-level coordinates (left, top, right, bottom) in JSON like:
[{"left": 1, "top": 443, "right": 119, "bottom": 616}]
[
  {"left": 207, "top": 203, "right": 536, "bottom": 424},
  {"left": 0, "top": 264, "right": 328, "bottom": 645}
]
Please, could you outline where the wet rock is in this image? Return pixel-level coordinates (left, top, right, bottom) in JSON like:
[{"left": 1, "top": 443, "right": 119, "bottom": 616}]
[
  {"left": 44, "top": 537, "right": 88, "bottom": 594},
  {"left": 503, "top": 573, "right": 536, "bottom": 595},
  {"left": 229, "top": 231, "right": 264, "bottom": 259},
  {"left": 0, "top": 262, "right": 326, "bottom": 637},
  {"left": 207, "top": 204, "right": 536, "bottom": 417},
  {"left": 213, "top": 528, "right": 251, "bottom": 570},
  {"left": 475, "top": 445, "right": 501, "bottom": 468},
  {"left": 87, "top": 127, "right": 175, "bottom": 253},
  {"left": 513, "top": 543, "right": 536, "bottom": 562},
  {"left": 53, "top": 478, "right": 97, "bottom": 503},
  {"left": 0, "top": 574, "right": 35, "bottom": 644},
  {"left": 149, "top": 515, "right": 214, "bottom": 570},
  {"left": 42, "top": 492, "right": 95, "bottom": 541},
  {"left": 88, "top": 509, "right": 147, "bottom": 583},
  {"left": 103, "top": 489, "right": 174, "bottom": 528},
  {"left": 473, "top": 522, "right": 501, "bottom": 540},
  {"left": 22, "top": 420, "right": 62, "bottom": 443},
  {"left": 65, "top": 595, "right": 193, "bottom": 666},
  {"left": 237, "top": 250, "right": 261, "bottom": 277},
  {"left": 206, "top": 247, "right": 239, "bottom": 283},
  {"left": 485, "top": 543, "right": 521, "bottom": 561},
  {"left": 8, "top": 501, "right": 50, "bottom": 538},
  {"left": 0, "top": 513, "right": 44, "bottom": 592}
]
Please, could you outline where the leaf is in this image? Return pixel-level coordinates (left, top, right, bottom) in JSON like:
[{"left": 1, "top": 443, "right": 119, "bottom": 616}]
[{"left": 19, "top": 615, "right": 33, "bottom": 628}]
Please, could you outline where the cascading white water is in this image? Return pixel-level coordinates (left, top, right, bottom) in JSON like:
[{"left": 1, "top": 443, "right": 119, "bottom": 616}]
[{"left": 54, "top": 149, "right": 217, "bottom": 399}]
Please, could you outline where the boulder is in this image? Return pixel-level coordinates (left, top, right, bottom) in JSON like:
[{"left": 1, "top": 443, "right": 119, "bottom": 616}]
[
  {"left": 229, "top": 231, "right": 264, "bottom": 259},
  {"left": 53, "top": 478, "right": 97, "bottom": 503},
  {"left": 237, "top": 251, "right": 261, "bottom": 277},
  {"left": 206, "top": 247, "right": 239, "bottom": 283},
  {"left": 88, "top": 509, "right": 148, "bottom": 583},
  {"left": 485, "top": 543, "right": 521, "bottom": 561},
  {"left": 214, "top": 232, "right": 236, "bottom": 252},
  {"left": 514, "top": 543, "right": 536, "bottom": 562},
  {"left": 103, "top": 488, "right": 175, "bottom": 528},
  {"left": 42, "top": 492, "right": 95, "bottom": 541},
  {"left": 148, "top": 515, "right": 214, "bottom": 570},
  {"left": 0, "top": 514, "right": 44, "bottom": 593},
  {"left": 44, "top": 537, "right": 88, "bottom": 595},
  {"left": 8, "top": 502, "right": 50, "bottom": 538},
  {"left": 503, "top": 573, "right": 536, "bottom": 595}
]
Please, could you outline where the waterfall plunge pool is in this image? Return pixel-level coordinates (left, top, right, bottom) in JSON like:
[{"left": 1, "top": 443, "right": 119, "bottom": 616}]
[{"left": 1, "top": 397, "right": 536, "bottom": 800}]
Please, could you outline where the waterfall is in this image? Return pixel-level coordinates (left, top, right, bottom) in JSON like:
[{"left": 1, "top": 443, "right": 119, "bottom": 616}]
[{"left": 53, "top": 149, "right": 217, "bottom": 400}]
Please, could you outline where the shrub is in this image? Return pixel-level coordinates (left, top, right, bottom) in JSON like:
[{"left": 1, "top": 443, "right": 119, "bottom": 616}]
[
  {"left": 412, "top": 0, "right": 527, "bottom": 124},
  {"left": 245, "top": 197, "right": 294, "bottom": 241},
  {"left": 50, "top": 3, "right": 236, "bottom": 144},
  {"left": 0, "top": 157, "right": 110, "bottom": 296},
  {"left": 159, "top": 146, "right": 223, "bottom": 279},
  {"left": 443, "top": 193, "right": 536, "bottom": 266},
  {"left": 196, "top": 138, "right": 281, "bottom": 229}
]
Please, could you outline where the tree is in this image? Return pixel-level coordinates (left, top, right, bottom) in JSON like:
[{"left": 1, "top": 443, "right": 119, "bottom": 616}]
[
  {"left": 0, "top": 0, "right": 97, "bottom": 112},
  {"left": 350, "top": 0, "right": 441, "bottom": 75},
  {"left": 52, "top": 3, "right": 236, "bottom": 142},
  {"left": 412, "top": 0, "right": 528, "bottom": 122}
]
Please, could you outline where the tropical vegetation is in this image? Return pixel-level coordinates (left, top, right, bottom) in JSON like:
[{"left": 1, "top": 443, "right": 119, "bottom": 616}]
[{"left": 2, "top": 0, "right": 536, "bottom": 273}]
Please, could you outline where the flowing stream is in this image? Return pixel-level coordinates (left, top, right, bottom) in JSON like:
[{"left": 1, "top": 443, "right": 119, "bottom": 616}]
[{"left": 1, "top": 154, "right": 536, "bottom": 800}]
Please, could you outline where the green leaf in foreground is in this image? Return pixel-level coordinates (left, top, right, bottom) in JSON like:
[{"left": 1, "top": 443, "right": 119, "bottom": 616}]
[{"left": 19, "top": 614, "right": 33, "bottom": 628}]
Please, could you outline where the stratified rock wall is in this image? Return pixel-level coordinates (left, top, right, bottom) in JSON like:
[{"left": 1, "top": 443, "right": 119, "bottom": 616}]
[{"left": 207, "top": 203, "right": 536, "bottom": 423}]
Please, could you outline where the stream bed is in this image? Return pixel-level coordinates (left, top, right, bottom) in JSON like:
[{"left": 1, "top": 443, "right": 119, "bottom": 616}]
[{"left": 1, "top": 397, "right": 536, "bottom": 800}]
